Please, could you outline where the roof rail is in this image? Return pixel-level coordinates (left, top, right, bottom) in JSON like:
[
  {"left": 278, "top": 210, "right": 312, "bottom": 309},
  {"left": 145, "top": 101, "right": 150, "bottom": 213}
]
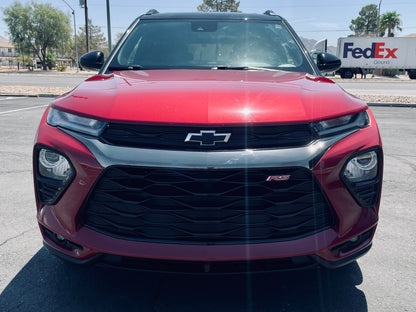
[
  {"left": 146, "top": 9, "right": 159, "bottom": 15},
  {"left": 263, "top": 10, "right": 277, "bottom": 16}
]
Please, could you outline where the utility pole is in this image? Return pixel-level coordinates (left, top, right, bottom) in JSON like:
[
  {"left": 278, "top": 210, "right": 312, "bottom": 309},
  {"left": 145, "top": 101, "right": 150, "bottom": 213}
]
[
  {"left": 80, "top": 0, "right": 89, "bottom": 52},
  {"left": 106, "top": 0, "right": 112, "bottom": 53}
]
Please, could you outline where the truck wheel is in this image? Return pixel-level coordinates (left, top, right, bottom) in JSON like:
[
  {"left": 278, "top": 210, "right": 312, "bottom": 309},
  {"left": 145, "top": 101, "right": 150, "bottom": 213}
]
[
  {"left": 408, "top": 70, "right": 416, "bottom": 80},
  {"left": 340, "top": 69, "right": 353, "bottom": 79}
]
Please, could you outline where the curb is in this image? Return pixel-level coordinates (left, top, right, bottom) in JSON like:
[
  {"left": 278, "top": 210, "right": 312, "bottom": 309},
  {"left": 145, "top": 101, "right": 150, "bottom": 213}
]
[
  {"left": 38, "top": 94, "right": 60, "bottom": 98},
  {"left": 367, "top": 103, "right": 416, "bottom": 108},
  {"left": 0, "top": 93, "right": 61, "bottom": 98}
]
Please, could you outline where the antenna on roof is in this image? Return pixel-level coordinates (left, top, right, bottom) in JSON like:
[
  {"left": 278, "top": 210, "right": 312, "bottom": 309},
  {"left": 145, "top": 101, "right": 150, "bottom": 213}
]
[
  {"left": 263, "top": 10, "right": 277, "bottom": 16},
  {"left": 146, "top": 9, "right": 159, "bottom": 15}
]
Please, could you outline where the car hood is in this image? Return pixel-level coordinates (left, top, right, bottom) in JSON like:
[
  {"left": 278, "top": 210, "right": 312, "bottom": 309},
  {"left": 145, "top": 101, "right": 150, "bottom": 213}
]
[{"left": 52, "top": 70, "right": 366, "bottom": 124}]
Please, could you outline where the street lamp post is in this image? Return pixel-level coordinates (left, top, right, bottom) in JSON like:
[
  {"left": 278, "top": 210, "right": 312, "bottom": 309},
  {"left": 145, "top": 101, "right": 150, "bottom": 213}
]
[
  {"left": 376, "top": 0, "right": 382, "bottom": 37},
  {"left": 61, "top": 0, "right": 79, "bottom": 72}
]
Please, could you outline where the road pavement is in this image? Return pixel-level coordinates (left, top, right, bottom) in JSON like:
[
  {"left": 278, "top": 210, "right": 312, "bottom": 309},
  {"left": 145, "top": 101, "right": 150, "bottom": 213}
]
[{"left": 0, "top": 96, "right": 415, "bottom": 311}]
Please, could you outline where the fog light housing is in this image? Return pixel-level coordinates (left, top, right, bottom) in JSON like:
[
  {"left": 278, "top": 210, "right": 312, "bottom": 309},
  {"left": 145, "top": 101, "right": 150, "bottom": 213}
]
[
  {"left": 341, "top": 149, "right": 382, "bottom": 207},
  {"left": 35, "top": 146, "right": 75, "bottom": 204},
  {"left": 43, "top": 227, "right": 83, "bottom": 251},
  {"left": 349, "top": 236, "right": 359, "bottom": 243}
]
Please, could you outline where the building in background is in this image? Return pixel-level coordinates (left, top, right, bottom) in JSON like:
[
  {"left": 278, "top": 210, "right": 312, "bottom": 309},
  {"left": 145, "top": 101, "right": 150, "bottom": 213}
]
[{"left": 0, "top": 35, "right": 18, "bottom": 67}]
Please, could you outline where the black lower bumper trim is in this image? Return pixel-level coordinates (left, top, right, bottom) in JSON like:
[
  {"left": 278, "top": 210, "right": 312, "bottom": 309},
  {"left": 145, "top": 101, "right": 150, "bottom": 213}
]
[
  {"left": 43, "top": 242, "right": 102, "bottom": 265},
  {"left": 43, "top": 241, "right": 372, "bottom": 273},
  {"left": 312, "top": 243, "right": 372, "bottom": 269},
  {"left": 97, "top": 254, "right": 319, "bottom": 274}
]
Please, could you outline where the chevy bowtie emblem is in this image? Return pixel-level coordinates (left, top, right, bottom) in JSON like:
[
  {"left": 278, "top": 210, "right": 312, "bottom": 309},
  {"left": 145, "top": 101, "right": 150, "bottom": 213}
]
[{"left": 185, "top": 130, "right": 231, "bottom": 146}]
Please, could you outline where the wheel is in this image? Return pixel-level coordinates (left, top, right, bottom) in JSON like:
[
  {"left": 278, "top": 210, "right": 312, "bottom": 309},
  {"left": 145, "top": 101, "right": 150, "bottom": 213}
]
[
  {"left": 408, "top": 70, "right": 416, "bottom": 80},
  {"left": 340, "top": 69, "right": 353, "bottom": 79}
]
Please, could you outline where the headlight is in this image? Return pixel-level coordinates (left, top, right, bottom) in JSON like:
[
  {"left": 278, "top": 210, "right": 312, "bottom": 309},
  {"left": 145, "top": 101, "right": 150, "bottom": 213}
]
[
  {"left": 47, "top": 107, "right": 107, "bottom": 136},
  {"left": 38, "top": 149, "right": 73, "bottom": 181},
  {"left": 312, "top": 110, "right": 369, "bottom": 137},
  {"left": 341, "top": 149, "right": 382, "bottom": 207},
  {"left": 343, "top": 151, "right": 378, "bottom": 183},
  {"left": 35, "top": 147, "right": 75, "bottom": 204}
]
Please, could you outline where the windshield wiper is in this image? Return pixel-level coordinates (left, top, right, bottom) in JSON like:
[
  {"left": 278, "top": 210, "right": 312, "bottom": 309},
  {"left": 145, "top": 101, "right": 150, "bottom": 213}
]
[
  {"left": 127, "top": 65, "right": 143, "bottom": 70},
  {"left": 212, "top": 66, "right": 279, "bottom": 71},
  {"left": 108, "top": 64, "right": 144, "bottom": 71}
]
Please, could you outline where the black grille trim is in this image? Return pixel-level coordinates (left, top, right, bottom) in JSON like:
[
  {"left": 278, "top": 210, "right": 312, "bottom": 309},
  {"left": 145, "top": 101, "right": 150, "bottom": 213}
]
[
  {"left": 99, "top": 123, "right": 316, "bottom": 150},
  {"left": 80, "top": 166, "right": 334, "bottom": 244}
]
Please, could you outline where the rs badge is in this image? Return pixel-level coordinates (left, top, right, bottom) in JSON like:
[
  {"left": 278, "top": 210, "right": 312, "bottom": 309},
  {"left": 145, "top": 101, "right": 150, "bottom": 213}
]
[{"left": 266, "top": 175, "right": 291, "bottom": 182}]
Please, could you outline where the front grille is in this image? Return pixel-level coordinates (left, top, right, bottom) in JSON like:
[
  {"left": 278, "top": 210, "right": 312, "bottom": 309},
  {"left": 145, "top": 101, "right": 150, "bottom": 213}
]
[
  {"left": 80, "top": 166, "right": 333, "bottom": 244},
  {"left": 99, "top": 124, "right": 316, "bottom": 150}
]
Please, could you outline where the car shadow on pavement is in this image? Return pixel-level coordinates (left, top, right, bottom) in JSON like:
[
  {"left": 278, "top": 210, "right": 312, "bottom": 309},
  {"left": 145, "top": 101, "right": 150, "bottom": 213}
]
[{"left": 0, "top": 247, "right": 367, "bottom": 312}]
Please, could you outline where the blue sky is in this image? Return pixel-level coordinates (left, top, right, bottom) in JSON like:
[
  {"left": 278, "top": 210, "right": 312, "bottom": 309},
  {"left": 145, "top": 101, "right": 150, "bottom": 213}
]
[{"left": 1, "top": 0, "right": 416, "bottom": 47}]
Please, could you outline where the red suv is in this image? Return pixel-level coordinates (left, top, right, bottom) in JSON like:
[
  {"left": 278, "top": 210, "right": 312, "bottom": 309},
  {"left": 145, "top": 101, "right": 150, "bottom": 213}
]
[{"left": 33, "top": 10, "right": 383, "bottom": 272}]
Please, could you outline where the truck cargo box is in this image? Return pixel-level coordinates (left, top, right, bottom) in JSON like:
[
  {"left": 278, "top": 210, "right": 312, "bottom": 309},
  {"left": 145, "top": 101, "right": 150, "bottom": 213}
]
[{"left": 336, "top": 37, "right": 416, "bottom": 79}]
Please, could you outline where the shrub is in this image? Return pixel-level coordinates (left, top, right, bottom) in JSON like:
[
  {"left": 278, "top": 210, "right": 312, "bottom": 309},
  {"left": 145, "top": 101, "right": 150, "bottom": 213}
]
[{"left": 56, "top": 64, "right": 67, "bottom": 72}]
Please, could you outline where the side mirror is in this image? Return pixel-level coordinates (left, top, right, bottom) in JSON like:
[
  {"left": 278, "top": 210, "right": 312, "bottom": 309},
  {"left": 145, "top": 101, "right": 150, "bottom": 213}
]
[
  {"left": 80, "top": 50, "right": 105, "bottom": 71},
  {"left": 315, "top": 52, "right": 341, "bottom": 73}
]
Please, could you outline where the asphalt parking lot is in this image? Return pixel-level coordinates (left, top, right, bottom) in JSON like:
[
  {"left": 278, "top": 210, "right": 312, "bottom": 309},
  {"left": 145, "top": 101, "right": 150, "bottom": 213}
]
[{"left": 0, "top": 96, "right": 415, "bottom": 311}]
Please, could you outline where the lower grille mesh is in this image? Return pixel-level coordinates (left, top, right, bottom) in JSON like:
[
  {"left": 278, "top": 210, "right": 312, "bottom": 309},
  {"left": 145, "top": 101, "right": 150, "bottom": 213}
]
[{"left": 80, "top": 166, "right": 333, "bottom": 244}]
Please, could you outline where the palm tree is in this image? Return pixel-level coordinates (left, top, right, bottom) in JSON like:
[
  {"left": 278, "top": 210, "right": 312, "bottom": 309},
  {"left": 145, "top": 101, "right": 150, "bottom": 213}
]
[{"left": 379, "top": 11, "right": 402, "bottom": 37}]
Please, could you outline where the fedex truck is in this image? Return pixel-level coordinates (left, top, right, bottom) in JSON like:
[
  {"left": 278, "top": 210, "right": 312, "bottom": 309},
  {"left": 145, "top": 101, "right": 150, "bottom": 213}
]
[{"left": 336, "top": 37, "right": 416, "bottom": 79}]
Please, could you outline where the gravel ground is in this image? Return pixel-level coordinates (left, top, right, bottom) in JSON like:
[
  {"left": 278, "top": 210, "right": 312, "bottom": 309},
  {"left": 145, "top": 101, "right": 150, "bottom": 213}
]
[
  {"left": 358, "top": 94, "right": 416, "bottom": 104},
  {"left": 0, "top": 85, "right": 72, "bottom": 96},
  {"left": 1, "top": 85, "right": 415, "bottom": 104}
]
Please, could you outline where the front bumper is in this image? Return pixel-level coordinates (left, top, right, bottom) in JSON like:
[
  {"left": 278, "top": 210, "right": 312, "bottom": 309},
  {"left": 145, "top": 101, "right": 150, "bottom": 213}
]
[
  {"left": 43, "top": 238, "right": 373, "bottom": 273},
  {"left": 41, "top": 220, "right": 375, "bottom": 272},
  {"left": 34, "top": 109, "right": 382, "bottom": 271}
]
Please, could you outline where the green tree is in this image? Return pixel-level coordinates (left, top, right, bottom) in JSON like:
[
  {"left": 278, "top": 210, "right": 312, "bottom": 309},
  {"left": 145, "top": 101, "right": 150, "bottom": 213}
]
[
  {"left": 3, "top": 1, "right": 71, "bottom": 70},
  {"left": 350, "top": 4, "right": 378, "bottom": 36},
  {"left": 74, "top": 19, "right": 108, "bottom": 59},
  {"left": 379, "top": 11, "right": 402, "bottom": 37},
  {"left": 113, "top": 32, "right": 124, "bottom": 47},
  {"left": 16, "top": 53, "right": 33, "bottom": 69},
  {"left": 197, "top": 0, "right": 241, "bottom": 12}
]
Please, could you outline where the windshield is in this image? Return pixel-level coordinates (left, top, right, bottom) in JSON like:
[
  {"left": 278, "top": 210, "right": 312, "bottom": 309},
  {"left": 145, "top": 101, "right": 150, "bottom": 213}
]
[{"left": 108, "top": 19, "right": 314, "bottom": 73}]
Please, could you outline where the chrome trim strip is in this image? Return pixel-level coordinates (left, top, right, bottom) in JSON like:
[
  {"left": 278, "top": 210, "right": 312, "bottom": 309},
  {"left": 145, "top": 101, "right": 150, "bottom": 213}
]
[{"left": 65, "top": 130, "right": 355, "bottom": 169}]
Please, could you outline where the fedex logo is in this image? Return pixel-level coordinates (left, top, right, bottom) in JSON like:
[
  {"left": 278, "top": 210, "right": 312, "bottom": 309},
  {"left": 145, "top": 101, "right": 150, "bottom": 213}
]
[{"left": 343, "top": 42, "right": 398, "bottom": 59}]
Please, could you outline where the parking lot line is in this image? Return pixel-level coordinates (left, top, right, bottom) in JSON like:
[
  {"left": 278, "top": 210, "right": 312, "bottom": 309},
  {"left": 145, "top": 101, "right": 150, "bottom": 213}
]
[{"left": 0, "top": 104, "right": 48, "bottom": 115}]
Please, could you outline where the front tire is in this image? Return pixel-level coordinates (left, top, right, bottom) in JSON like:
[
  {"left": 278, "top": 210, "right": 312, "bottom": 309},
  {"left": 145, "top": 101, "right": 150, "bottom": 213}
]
[{"left": 340, "top": 69, "right": 353, "bottom": 79}]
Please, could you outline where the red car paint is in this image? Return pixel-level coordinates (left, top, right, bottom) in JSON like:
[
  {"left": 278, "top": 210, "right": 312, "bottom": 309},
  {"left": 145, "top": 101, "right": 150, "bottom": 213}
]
[
  {"left": 33, "top": 12, "right": 383, "bottom": 272},
  {"left": 52, "top": 70, "right": 366, "bottom": 125}
]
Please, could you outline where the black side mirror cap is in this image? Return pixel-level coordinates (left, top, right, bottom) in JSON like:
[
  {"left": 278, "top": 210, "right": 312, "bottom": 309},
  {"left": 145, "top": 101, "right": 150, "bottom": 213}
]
[
  {"left": 315, "top": 52, "right": 341, "bottom": 73},
  {"left": 80, "top": 50, "right": 105, "bottom": 71}
]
